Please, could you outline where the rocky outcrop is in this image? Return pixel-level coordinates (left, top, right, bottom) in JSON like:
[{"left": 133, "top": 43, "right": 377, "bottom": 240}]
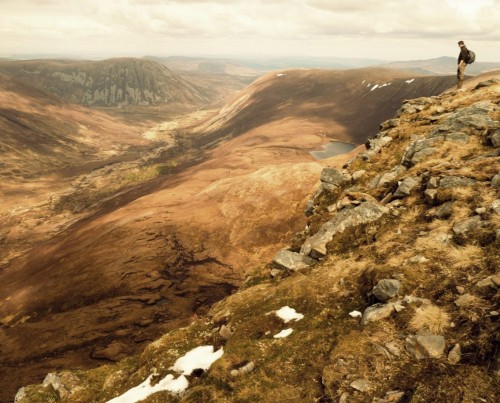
[
  {"left": 272, "top": 249, "right": 316, "bottom": 271},
  {"left": 300, "top": 202, "right": 388, "bottom": 258},
  {"left": 405, "top": 335, "right": 445, "bottom": 359}
]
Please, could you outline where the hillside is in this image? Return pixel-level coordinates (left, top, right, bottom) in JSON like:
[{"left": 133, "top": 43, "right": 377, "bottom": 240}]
[
  {"left": 0, "top": 73, "right": 151, "bottom": 180},
  {"left": 381, "top": 56, "right": 500, "bottom": 76},
  {"left": 12, "top": 75, "right": 500, "bottom": 403},
  {"left": 0, "top": 58, "right": 213, "bottom": 107},
  {"left": 193, "top": 68, "right": 457, "bottom": 147}
]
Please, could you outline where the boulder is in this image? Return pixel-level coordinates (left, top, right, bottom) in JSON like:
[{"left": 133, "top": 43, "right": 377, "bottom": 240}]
[
  {"left": 372, "top": 279, "right": 402, "bottom": 302},
  {"left": 300, "top": 202, "right": 388, "bottom": 258},
  {"left": 448, "top": 343, "right": 462, "bottom": 364},
  {"left": 401, "top": 138, "right": 442, "bottom": 167},
  {"left": 439, "top": 176, "right": 476, "bottom": 189},
  {"left": 405, "top": 334, "right": 445, "bottom": 359},
  {"left": 394, "top": 176, "right": 421, "bottom": 198},
  {"left": 427, "top": 177, "right": 440, "bottom": 189},
  {"left": 380, "top": 118, "right": 400, "bottom": 131},
  {"left": 361, "top": 303, "right": 395, "bottom": 325},
  {"left": 492, "top": 173, "right": 500, "bottom": 188},
  {"left": 219, "top": 325, "right": 233, "bottom": 340},
  {"left": 272, "top": 249, "right": 316, "bottom": 270},
  {"left": 493, "top": 200, "right": 500, "bottom": 214},
  {"left": 352, "top": 170, "right": 366, "bottom": 181},
  {"left": 489, "top": 128, "right": 500, "bottom": 147},
  {"left": 378, "top": 165, "right": 406, "bottom": 187},
  {"left": 374, "top": 390, "right": 406, "bottom": 403},
  {"left": 452, "top": 216, "right": 484, "bottom": 236},
  {"left": 433, "top": 201, "right": 454, "bottom": 219},
  {"left": 42, "top": 372, "right": 81, "bottom": 399},
  {"left": 320, "top": 168, "right": 348, "bottom": 187},
  {"left": 454, "top": 293, "right": 476, "bottom": 307},
  {"left": 444, "top": 132, "right": 470, "bottom": 143},
  {"left": 424, "top": 189, "right": 438, "bottom": 205},
  {"left": 350, "top": 379, "right": 372, "bottom": 393}
]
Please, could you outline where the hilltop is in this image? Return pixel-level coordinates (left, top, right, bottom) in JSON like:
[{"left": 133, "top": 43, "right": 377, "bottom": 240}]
[
  {"left": 13, "top": 75, "right": 500, "bottom": 402},
  {"left": 0, "top": 58, "right": 213, "bottom": 107}
]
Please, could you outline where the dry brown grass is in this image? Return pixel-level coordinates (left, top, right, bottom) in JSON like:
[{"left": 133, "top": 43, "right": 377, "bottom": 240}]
[
  {"left": 446, "top": 245, "right": 484, "bottom": 269},
  {"left": 401, "top": 205, "right": 425, "bottom": 224},
  {"left": 409, "top": 305, "right": 451, "bottom": 334}
]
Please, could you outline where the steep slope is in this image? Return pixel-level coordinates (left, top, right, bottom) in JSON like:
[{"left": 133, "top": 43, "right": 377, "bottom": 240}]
[
  {"left": 0, "top": 58, "right": 213, "bottom": 107},
  {"left": 0, "top": 69, "right": 474, "bottom": 401},
  {"left": 14, "top": 76, "right": 499, "bottom": 403},
  {"left": 193, "top": 68, "right": 457, "bottom": 147}
]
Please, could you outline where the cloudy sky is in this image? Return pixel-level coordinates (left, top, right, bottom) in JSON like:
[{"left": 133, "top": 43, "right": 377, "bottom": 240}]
[{"left": 1, "top": 0, "right": 499, "bottom": 61}]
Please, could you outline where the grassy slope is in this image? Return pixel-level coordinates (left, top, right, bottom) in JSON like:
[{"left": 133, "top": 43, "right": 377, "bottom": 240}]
[{"left": 16, "top": 80, "right": 500, "bottom": 402}]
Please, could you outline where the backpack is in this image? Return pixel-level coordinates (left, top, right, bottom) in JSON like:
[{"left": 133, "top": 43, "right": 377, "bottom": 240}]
[{"left": 467, "top": 50, "right": 476, "bottom": 64}]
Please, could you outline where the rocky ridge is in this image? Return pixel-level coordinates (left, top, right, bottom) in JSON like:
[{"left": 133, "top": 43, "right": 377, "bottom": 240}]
[
  {"left": 0, "top": 58, "right": 213, "bottom": 106},
  {"left": 14, "top": 78, "right": 500, "bottom": 402}
]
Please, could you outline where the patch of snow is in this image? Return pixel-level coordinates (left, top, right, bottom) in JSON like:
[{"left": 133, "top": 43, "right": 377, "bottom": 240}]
[
  {"left": 276, "top": 73, "right": 286, "bottom": 77},
  {"left": 275, "top": 306, "right": 304, "bottom": 323},
  {"left": 406, "top": 79, "right": 415, "bottom": 84},
  {"left": 371, "top": 84, "right": 379, "bottom": 91},
  {"left": 107, "top": 374, "right": 189, "bottom": 403},
  {"left": 274, "top": 328, "right": 293, "bottom": 338},
  {"left": 367, "top": 83, "right": 371, "bottom": 87},
  {"left": 170, "top": 346, "right": 224, "bottom": 375},
  {"left": 349, "top": 310, "right": 362, "bottom": 318},
  {"left": 361, "top": 80, "right": 366, "bottom": 84}
]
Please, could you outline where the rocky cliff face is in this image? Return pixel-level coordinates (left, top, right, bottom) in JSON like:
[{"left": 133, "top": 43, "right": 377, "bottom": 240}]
[
  {"left": 0, "top": 58, "right": 213, "bottom": 106},
  {"left": 13, "top": 78, "right": 500, "bottom": 402}
]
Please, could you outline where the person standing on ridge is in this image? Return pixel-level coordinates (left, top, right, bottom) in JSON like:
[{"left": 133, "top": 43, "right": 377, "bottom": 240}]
[{"left": 457, "top": 40, "right": 468, "bottom": 89}]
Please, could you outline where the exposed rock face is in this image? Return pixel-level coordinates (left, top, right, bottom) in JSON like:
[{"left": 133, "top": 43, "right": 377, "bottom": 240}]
[
  {"left": 300, "top": 202, "right": 388, "bottom": 258},
  {"left": 394, "top": 176, "right": 421, "bottom": 198},
  {"left": 0, "top": 58, "right": 212, "bottom": 106}
]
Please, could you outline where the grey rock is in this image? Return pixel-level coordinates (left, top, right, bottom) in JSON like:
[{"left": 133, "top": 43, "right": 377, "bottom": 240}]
[
  {"left": 408, "top": 255, "right": 429, "bottom": 264},
  {"left": 352, "top": 170, "right": 366, "bottom": 181},
  {"left": 455, "top": 293, "right": 476, "bottom": 307},
  {"left": 394, "top": 176, "right": 421, "bottom": 198},
  {"left": 476, "top": 276, "right": 495, "bottom": 288},
  {"left": 362, "top": 136, "right": 393, "bottom": 161},
  {"left": 405, "top": 334, "right": 445, "bottom": 359},
  {"left": 230, "top": 361, "right": 255, "bottom": 377},
  {"left": 339, "top": 392, "right": 350, "bottom": 403},
  {"left": 475, "top": 207, "right": 487, "bottom": 215},
  {"left": 490, "top": 129, "right": 500, "bottom": 147},
  {"left": 361, "top": 303, "right": 395, "bottom": 325},
  {"left": 492, "top": 173, "right": 500, "bottom": 188},
  {"left": 401, "top": 138, "right": 442, "bottom": 166},
  {"left": 272, "top": 249, "right": 316, "bottom": 271},
  {"left": 452, "top": 216, "right": 484, "bottom": 236},
  {"left": 321, "top": 168, "right": 348, "bottom": 187},
  {"left": 427, "top": 177, "right": 440, "bottom": 189},
  {"left": 350, "top": 379, "right": 372, "bottom": 393},
  {"left": 42, "top": 372, "right": 81, "bottom": 399},
  {"left": 304, "top": 200, "right": 315, "bottom": 217},
  {"left": 434, "top": 201, "right": 454, "bottom": 219},
  {"left": 373, "top": 279, "right": 402, "bottom": 302},
  {"left": 313, "top": 182, "right": 340, "bottom": 200},
  {"left": 475, "top": 78, "right": 500, "bottom": 89},
  {"left": 379, "top": 165, "right": 407, "bottom": 187},
  {"left": 456, "top": 286, "right": 465, "bottom": 294},
  {"left": 493, "top": 200, "right": 500, "bottom": 215},
  {"left": 431, "top": 101, "right": 498, "bottom": 134},
  {"left": 445, "top": 132, "right": 470, "bottom": 143},
  {"left": 439, "top": 176, "right": 476, "bottom": 188},
  {"left": 384, "top": 342, "right": 401, "bottom": 357},
  {"left": 380, "top": 118, "right": 400, "bottom": 130},
  {"left": 403, "top": 295, "right": 432, "bottom": 306},
  {"left": 219, "top": 325, "right": 233, "bottom": 340},
  {"left": 448, "top": 343, "right": 462, "bottom": 364},
  {"left": 424, "top": 189, "right": 438, "bottom": 204},
  {"left": 301, "top": 202, "right": 388, "bottom": 258},
  {"left": 411, "top": 147, "right": 439, "bottom": 164}
]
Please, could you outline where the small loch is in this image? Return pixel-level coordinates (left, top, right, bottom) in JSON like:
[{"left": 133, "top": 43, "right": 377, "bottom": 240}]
[{"left": 310, "top": 141, "right": 357, "bottom": 160}]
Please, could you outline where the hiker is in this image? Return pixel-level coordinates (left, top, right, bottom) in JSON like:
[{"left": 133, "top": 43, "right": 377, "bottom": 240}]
[{"left": 457, "top": 40, "right": 468, "bottom": 89}]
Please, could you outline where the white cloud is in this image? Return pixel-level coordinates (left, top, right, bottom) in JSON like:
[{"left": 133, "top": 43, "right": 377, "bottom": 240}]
[{"left": 0, "top": 0, "right": 499, "bottom": 60}]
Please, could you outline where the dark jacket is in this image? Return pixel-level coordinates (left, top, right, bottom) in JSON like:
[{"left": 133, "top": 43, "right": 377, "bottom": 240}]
[{"left": 458, "top": 46, "right": 469, "bottom": 64}]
